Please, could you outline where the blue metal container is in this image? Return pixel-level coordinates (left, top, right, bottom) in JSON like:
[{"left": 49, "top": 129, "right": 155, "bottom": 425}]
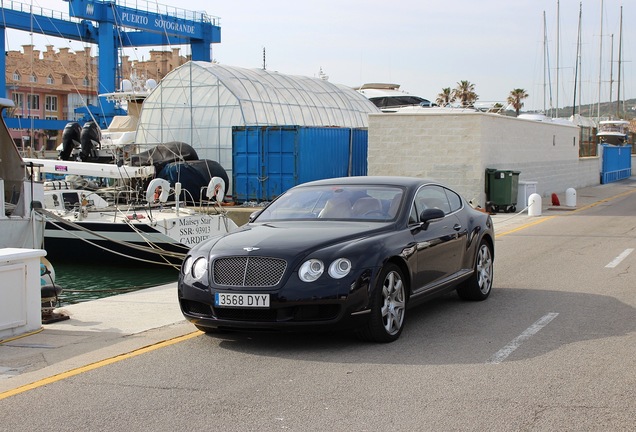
[
  {"left": 601, "top": 144, "right": 632, "bottom": 184},
  {"left": 232, "top": 126, "right": 368, "bottom": 203}
]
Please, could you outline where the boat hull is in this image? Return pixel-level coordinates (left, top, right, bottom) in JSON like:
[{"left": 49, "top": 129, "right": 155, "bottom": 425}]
[
  {"left": 43, "top": 211, "right": 237, "bottom": 267},
  {"left": 44, "top": 220, "right": 188, "bottom": 266}
]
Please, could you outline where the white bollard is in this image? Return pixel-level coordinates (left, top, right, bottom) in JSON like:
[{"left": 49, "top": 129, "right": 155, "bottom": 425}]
[
  {"left": 528, "top": 193, "right": 542, "bottom": 216},
  {"left": 565, "top": 188, "right": 577, "bottom": 207}
]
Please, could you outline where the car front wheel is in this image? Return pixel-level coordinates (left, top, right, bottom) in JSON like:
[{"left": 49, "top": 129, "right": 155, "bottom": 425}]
[
  {"left": 357, "top": 263, "right": 407, "bottom": 343},
  {"left": 457, "top": 240, "right": 493, "bottom": 301}
]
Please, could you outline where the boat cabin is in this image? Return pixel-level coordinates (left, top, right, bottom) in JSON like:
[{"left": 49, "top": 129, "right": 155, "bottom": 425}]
[{"left": 43, "top": 185, "right": 110, "bottom": 212}]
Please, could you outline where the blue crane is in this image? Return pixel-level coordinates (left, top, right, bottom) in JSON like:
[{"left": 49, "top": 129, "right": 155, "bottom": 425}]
[{"left": 1, "top": 0, "right": 220, "bottom": 128}]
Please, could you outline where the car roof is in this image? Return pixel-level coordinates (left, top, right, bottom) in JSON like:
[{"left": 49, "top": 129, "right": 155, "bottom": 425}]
[{"left": 296, "top": 176, "right": 438, "bottom": 189}]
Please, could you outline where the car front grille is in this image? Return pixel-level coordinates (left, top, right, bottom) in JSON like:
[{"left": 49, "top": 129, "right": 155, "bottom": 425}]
[{"left": 213, "top": 256, "right": 287, "bottom": 287}]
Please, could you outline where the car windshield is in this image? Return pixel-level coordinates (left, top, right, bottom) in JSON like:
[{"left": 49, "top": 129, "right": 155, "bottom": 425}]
[{"left": 255, "top": 185, "right": 405, "bottom": 222}]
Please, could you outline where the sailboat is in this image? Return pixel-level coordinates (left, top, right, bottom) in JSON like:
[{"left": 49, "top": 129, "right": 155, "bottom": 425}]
[
  {"left": 0, "top": 98, "right": 45, "bottom": 250},
  {"left": 22, "top": 78, "right": 238, "bottom": 268},
  {"left": 24, "top": 155, "right": 238, "bottom": 267}
]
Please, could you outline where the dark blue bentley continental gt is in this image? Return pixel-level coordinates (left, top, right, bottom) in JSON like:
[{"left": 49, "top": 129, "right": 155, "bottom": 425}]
[{"left": 178, "top": 176, "right": 494, "bottom": 342}]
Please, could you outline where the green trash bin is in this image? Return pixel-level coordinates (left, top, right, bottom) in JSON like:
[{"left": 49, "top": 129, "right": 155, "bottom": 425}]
[{"left": 485, "top": 169, "right": 520, "bottom": 213}]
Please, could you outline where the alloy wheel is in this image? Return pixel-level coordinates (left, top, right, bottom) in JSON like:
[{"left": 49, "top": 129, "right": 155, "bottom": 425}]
[
  {"left": 476, "top": 244, "right": 493, "bottom": 295},
  {"left": 381, "top": 270, "right": 406, "bottom": 335}
]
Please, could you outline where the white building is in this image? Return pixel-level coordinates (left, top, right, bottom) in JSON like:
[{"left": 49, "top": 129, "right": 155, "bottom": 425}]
[{"left": 368, "top": 111, "right": 607, "bottom": 206}]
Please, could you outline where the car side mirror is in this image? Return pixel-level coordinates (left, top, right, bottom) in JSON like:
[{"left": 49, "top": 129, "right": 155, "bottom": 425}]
[{"left": 419, "top": 208, "right": 445, "bottom": 229}]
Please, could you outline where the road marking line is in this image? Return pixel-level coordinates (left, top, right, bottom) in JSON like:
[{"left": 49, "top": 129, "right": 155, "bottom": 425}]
[
  {"left": 605, "top": 248, "right": 634, "bottom": 268},
  {"left": 0, "top": 331, "right": 202, "bottom": 401},
  {"left": 487, "top": 312, "right": 559, "bottom": 364},
  {"left": 495, "top": 188, "right": 636, "bottom": 238},
  {"left": 0, "top": 328, "right": 44, "bottom": 345},
  {"left": 495, "top": 216, "right": 556, "bottom": 237}
]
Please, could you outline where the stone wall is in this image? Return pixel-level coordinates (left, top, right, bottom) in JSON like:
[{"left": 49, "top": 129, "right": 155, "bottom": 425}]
[{"left": 368, "top": 111, "right": 603, "bottom": 205}]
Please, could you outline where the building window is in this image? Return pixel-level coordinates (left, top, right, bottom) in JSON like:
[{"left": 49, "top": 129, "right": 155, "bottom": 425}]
[
  {"left": 47, "top": 75, "right": 54, "bottom": 85},
  {"left": 83, "top": 76, "right": 90, "bottom": 86},
  {"left": 13, "top": 71, "right": 21, "bottom": 81},
  {"left": 27, "top": 94, "right": 40, "bottom": 110},
  {"left": 45, "top": 95, "right": 58, "bottom": 112},
  {"left": 12, "top": 93, "right": 24, "bottom": 109},
  {"left": 29, "top": 74, "right": 37, "bottom": 83},
  {"left": 45, "top": 115, "right": 58, "bottom": 120}
]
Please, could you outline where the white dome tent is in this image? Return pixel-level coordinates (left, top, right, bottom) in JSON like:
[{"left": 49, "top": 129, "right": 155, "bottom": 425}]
[{"left": 134, "top": 61, "right": 380, "bottom": 186}]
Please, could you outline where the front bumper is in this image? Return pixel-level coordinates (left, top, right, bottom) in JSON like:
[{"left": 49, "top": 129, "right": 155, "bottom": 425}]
[{"left": 178, "top": 269, "right": 374, "bottom": 332}]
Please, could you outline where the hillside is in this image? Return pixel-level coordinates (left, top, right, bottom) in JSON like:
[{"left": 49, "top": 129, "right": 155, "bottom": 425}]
[{"left": 530, "top": 98, "right": 636, "bottom": 120}]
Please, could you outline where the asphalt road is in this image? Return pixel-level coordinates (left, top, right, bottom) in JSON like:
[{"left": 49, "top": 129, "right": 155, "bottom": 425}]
[{"left": 1, "top": 193, "right": 635, "bottom": 431}]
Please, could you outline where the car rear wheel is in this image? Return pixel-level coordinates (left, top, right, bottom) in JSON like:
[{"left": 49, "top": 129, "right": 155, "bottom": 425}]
[
  {"left": 357, "top": 263, "right": 407, "bottom": 343},
  {"left": 457, "top": 240, "right": 493, "bottom": 301}
]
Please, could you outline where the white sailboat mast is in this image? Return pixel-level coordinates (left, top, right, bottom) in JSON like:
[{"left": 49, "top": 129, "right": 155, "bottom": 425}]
[
  {"left": 609, "top": 34, "right": 614, "bottom": 109},
  {"left": 597, "top": 0, "right": 604, "bottom": 120},
  {"left": 555, "top": 0, "right": 560, "bottom": 116},
  {"left": 573, "top": 2, "right": 582, "bottom": 117},
  {"left": 616, "top": 6, "right": 623, "bottom": 118},
  {"left": 543, "top": 11, "right": 554, "bottom": 116}
]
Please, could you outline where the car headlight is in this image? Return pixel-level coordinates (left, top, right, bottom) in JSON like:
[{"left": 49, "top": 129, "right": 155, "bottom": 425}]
[
  {"left": 328, "top": 258, "right": 351, "bottom": 279},
  {"left": 299, "top": 259, "right": 324, "bottom": 282},
  {"left": 182, "top": 256, "right": 193, "bottom": 275},
  {"left": 192, "top": 257, "right": 208, "bottom": 280}
]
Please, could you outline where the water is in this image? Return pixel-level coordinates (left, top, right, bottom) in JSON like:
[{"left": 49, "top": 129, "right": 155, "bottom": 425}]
[{"left": 49, "top": 262, "right": 179, "bottom": 306}]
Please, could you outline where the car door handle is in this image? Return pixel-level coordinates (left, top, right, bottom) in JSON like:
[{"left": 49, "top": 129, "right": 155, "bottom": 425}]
[{"left": 453, "top": 224, "right": 462, "bottom": 231}]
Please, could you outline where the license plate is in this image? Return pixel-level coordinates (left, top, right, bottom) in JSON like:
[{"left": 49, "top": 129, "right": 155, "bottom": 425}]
[{"left": 215, "top": 293, "right": 270, "bottom": 308}]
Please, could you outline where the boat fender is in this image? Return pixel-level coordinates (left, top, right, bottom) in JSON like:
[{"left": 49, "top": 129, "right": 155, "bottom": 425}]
[
  {"left": 40, "top": 257, "right": 56, "bottom": 285},
  {"left": 206, "top": 177, "right": 226, "bottom": 202},
  {"left": 146, "top": 178, "right": 171, "bottom": 203}
]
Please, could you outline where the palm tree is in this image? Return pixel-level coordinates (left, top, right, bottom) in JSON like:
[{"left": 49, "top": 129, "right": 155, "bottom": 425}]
[
  {"left": 507, "top": 88, "right": 529, "bottom": 116},
  {"left": 453, "top": 80, "right": 478, "bottom": 107},
  {"left": 436, "top": 87, "right": 455, "bottom": 107},
  {"left": 488, "top": 103, "right": 504, "bottom": 114}
]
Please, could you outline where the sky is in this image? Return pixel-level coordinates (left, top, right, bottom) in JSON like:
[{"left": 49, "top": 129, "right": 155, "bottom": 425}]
[{"left": 4, "top": 0, "right": 634, "bottom": 112}]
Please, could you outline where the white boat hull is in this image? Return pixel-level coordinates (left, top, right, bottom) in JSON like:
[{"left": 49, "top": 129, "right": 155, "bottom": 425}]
[{"left": 43, "top": 208, "right": 237, "bottom": 266}]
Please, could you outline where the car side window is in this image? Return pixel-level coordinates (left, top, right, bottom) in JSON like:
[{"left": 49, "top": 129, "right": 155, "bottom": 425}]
[
  {"left": 444, "top": 188, "right": 463, "bottom": 213},
  {"left": 409, "top": 205, "right": 419, "bottom": 224},
  {"left": 412, "top": 185, "right": 452, "bottom": 217}
]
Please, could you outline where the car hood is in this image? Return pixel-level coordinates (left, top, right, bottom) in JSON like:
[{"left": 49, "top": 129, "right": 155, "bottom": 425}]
[{"left": 205, "top": 221, "right": 389, "bottom": 256}]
